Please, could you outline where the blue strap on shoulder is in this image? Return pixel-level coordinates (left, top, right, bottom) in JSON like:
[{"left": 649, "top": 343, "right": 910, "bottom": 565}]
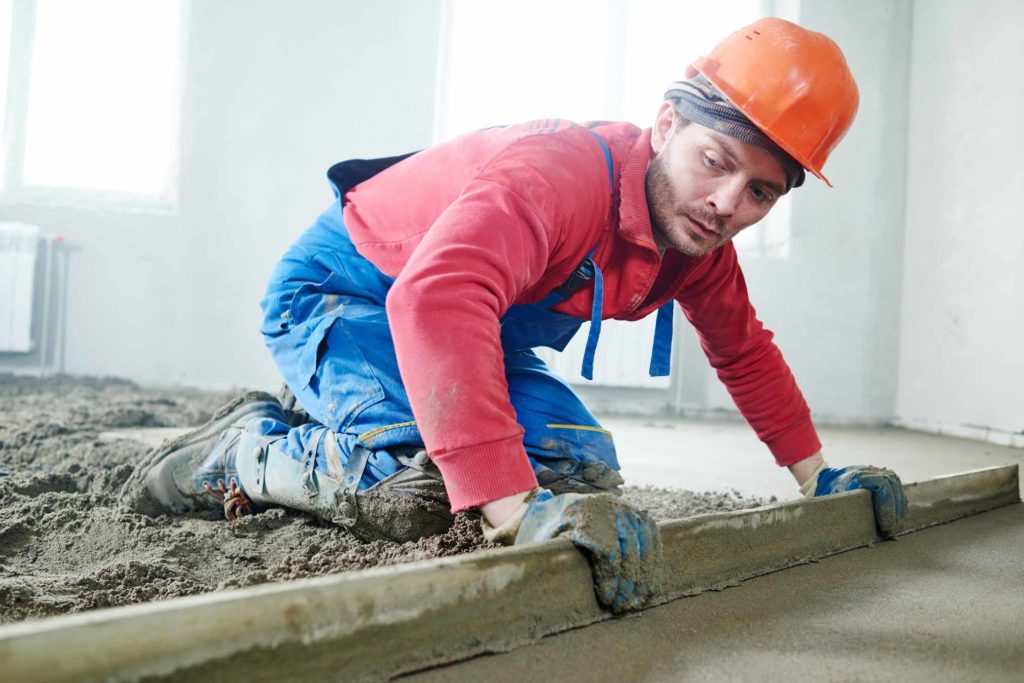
[
  {"left": 587, "top": 125, "right": 674, "bottom": 378},
  {"left": 585, "top": 128, "right": 615, "bottom": 192},
  {"left": 577, "top": 129, "right": 615, "bottom": 381},
  {"left": 648, "top": 301, "right": 674, "bottom": 376},
  {"left": 581, "top": 253, "right": 604, "bottom": 380}
]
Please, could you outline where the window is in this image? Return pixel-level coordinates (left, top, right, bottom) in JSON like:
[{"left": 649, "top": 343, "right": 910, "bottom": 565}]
[
  {"left": 0, "top": 0, "right": 13, "bottom": 185},
  {"left": 436, "top": 0, "right": 796, "bottom": 258},
  {"left": 0, "top": 0, "right": 186, "bottom": 209}
]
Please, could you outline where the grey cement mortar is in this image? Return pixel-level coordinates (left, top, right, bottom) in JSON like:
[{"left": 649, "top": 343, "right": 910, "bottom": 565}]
[
  {"left": 405, "top": 503, "right": 1024, "bottom": 683},
  {"left": 0, "top": 374, "right": 770, "bottom": 624}
]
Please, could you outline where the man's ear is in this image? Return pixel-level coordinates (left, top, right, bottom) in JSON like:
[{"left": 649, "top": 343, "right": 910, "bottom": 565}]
[{"left": 651, "top": 102, "right": 676, "bottom": 154}]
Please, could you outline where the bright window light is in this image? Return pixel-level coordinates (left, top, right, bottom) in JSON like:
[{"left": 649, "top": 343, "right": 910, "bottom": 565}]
[
  {"left": 22, "top": 0, "right": 184, "bottom": 198},
  {"left": 439, "top": 0, "right": 761, "bottom": 134},
  {"left": 438, "top": 0, "right": 787, "bottom": 257},
  {"left": 0, "top": 0, "right": 13, "bottom": 180},
  {"left": 621, "top": 1, "right": 759, "bottom": 127},
  {"left": 437, "top": 0, "right": 609, "bottom": 141}
]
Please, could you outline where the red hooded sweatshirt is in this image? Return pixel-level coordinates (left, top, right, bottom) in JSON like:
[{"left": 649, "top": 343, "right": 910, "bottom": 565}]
[{"left": 343, "top": 120, "right": 820, "bottom": 512}]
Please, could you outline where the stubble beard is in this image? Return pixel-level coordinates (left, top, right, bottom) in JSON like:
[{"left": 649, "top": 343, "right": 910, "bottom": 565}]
[{"left": 645, "top": 154, "right": 728, "bottom": 257}]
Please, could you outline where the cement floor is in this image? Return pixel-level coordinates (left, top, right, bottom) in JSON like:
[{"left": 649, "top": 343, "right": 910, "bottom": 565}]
[
  {"left": 405, "top": 502, "right": 1024, "bottom": 683},
  {"left": 607, "top": 417, "right": 1024, "bottom": 500},
  {"left": 87, "top": 419, "right": 1023, "bottom": 681}
]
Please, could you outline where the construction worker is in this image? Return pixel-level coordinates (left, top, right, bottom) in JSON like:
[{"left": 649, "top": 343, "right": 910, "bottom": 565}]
[{"left": 124, "top": 18, "right": 906, "bottom": 614}]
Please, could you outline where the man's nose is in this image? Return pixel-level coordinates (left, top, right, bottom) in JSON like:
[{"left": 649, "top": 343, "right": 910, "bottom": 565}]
[{"left": 706, "top": 179, "right": 744, "bottom": 217}]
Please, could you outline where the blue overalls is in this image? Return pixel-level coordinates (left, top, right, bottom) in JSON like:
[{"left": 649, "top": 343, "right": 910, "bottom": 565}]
[{"left": 254, "top": 134, "right": 675, "bottom": 498}]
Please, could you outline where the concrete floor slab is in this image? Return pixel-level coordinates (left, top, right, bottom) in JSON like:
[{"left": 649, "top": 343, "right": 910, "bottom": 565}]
[
  {"left": 0, "top": 466, "right": 1014, "bottom": 683},
  {"left": 71, "top": 420, "right": 1023, "bottom": 683},
  {"left": 406, "top": 502, "right": 1024, "bottom": 683}
]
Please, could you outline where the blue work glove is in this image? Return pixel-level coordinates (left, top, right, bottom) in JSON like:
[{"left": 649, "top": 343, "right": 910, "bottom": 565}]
[
  {"left": 514, "top": 489, "right": 662, "bottom": 614},
  {"left": 814, "top": 466, "right": 907, "bottom": 539}
]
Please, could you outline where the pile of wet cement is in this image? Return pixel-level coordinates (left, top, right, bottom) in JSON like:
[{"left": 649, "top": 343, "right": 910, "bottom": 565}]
[{"left": 0, "top": 374, "right": 772, "bottom": 624}]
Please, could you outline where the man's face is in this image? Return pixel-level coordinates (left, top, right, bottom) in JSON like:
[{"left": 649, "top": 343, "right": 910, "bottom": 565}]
[{"left": 646, "top": 106, "right": 787, "bottom": 257}]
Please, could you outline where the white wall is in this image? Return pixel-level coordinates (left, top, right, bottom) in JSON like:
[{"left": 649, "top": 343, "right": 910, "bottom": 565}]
[
  {"left": 0, "top": 0, "right": 441, "bottom": 389},
  {"left": 10, "top": 0, "right": 1012, "bottom": 447},
  {"left": 896, "top": 0, "right": 1024, "bottom": 446},
  {"left": 1, "top": 0, "right": 916, "bottom": 428},
  {"left": 684, "top": 0, "right": 912, "bottom": 425}
]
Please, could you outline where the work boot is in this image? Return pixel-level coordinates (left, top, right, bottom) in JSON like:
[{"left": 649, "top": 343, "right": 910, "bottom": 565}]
[
  {"left": 343, "top": 449, "right": 454, "bottom": 542},
  {"left": 121, "top": 391, "right": 285, "bottom": 518},
  {"left": 233, "top": 434, "right": 455, "bottom": 542},
  {"left": 123, "top": 391, "right": 454, "bottom": 542}
]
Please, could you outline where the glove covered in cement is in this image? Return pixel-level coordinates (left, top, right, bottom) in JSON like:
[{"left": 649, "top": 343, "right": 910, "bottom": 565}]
[
  {"left": 514, "top": 489, "right": 662, "bottom": 614},
  {"left": 813, "top": 466, "right": 907, "bottom": 539}
]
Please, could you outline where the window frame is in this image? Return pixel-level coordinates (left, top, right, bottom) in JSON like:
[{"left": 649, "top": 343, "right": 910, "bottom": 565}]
[{"left": 0, "top": 0, "right": 189, "bottom": 213}]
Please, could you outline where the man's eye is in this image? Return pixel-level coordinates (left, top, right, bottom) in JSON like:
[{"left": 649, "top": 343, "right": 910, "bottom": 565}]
[
  {"left": 703, "top": 154, "right": 720, "bottom": 169},
  {"left": 750, "top": 186, "right": 774, "bottom": 203}
]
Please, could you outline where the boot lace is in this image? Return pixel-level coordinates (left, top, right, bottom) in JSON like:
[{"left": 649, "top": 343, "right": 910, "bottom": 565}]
[{"left": 203, "top": 478, "right": 255, "bottom": 521}]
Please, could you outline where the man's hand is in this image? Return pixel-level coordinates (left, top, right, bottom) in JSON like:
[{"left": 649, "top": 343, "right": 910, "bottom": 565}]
[
  {"left": 483, "top": 488, "right": 662, "bottom": 614},
  {"left": 801, "top": 461, "right": 908, "bottom": 538}
]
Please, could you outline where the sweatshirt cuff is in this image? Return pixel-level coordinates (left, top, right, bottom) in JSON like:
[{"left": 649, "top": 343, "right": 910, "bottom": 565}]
[
  {"left": 765, "top": 417, "right": 822, "bottom": 467},
  {"left": 798, "top": 459, "right": 830, "bottom": 498},
  {"left": 430, "top": 433, "right": 539, "bottom": 513}
]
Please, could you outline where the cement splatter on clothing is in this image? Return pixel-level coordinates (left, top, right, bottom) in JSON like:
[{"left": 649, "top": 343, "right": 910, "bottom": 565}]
[{"left": 0, "top": 374, "right": 770, "bottom": 624}]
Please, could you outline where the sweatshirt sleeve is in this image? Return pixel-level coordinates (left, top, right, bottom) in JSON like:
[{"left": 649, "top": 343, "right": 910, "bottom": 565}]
[
  {"left": 384, "top": 138, "right": 608, "bottom": 512},
  {"left": 675, "top": 244, "right": 821, "bottom": 466}
]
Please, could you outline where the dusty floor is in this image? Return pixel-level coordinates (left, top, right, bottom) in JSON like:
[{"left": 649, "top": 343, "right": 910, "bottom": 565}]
[{"left": 0, "top": 374, "right": 770, "bottom": 624}]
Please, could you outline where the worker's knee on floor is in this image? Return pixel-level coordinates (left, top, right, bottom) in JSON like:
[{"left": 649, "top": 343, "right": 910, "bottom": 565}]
[
  {"left": 528, "top": 423, "right": 624, "bottom": 494},
  {"left": 354, "top": 469, "right": 454, "bottom": 542},
  {"left": 538, "top": 461, "right": 625, "bottom": 496}
]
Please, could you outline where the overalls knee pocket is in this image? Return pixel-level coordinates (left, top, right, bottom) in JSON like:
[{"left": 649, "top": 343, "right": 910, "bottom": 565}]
[
  {"left": 262, "top": 264, "right": 387, "bottom": 432},
  {"left": 310, "top": 317, "right": 386, "bottom": 431}
]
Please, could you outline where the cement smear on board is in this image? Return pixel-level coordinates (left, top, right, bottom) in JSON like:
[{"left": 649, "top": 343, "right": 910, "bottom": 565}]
[{"left": 0, "top": 374, "right": 771, "bottom": 624}]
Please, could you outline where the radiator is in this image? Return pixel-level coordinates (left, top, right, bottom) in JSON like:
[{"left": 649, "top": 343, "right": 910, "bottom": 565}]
[{"left": 0, "top": 222, "right": 41, "bottom": 353}]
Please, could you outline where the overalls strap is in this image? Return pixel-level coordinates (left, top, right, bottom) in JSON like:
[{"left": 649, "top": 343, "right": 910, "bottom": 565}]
[
  {"left": 551, "top": 127, "right": 675, "bottom": 380},
  {"left": 580, "top": 249, "right": 604, "bottom": 380},
  {"left": 574, "top": 129, "right": 613, "bottom": 380},
  {"left": 649, "top": 301, "right": 674, "bottom": 376}
]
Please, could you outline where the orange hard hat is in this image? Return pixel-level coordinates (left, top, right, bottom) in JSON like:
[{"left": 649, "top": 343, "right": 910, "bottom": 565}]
[{"left": 686, "top": 17, "right": 859, "bottom": 187}]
